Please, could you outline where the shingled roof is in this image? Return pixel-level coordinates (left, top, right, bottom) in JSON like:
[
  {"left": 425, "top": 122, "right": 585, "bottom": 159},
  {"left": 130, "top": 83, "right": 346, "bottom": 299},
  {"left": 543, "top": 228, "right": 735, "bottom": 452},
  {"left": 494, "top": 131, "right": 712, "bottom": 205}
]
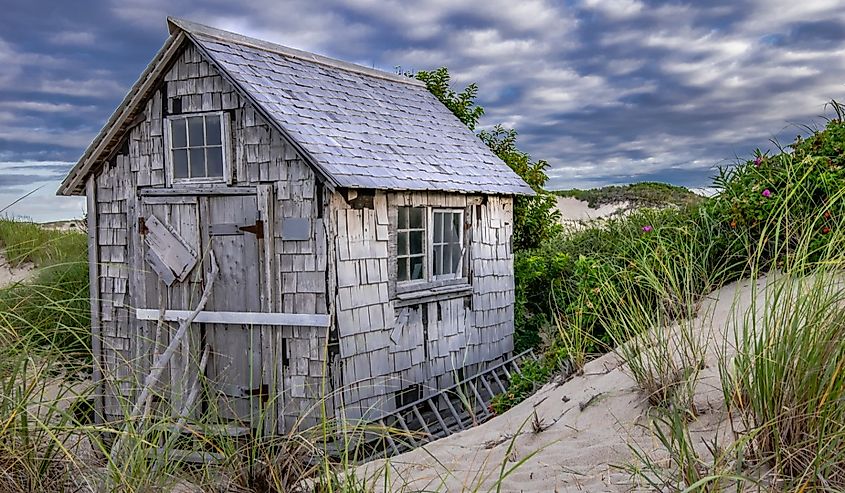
[{"left": 58, "top": 18, "right": 533, "bottom": 196}]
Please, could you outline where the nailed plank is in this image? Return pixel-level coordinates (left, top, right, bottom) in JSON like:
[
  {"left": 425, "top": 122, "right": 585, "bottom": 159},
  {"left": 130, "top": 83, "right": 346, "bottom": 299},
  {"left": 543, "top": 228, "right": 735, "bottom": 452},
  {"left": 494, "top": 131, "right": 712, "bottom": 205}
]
[
  {"left": 144, "top": 247, "right": 177, "bottom": 286},
  {"left": 143, "top": 214, "right": 198, "bottom": 282},
  {"left": 135, "top": 309, "right": 330, "bottom": 327}
]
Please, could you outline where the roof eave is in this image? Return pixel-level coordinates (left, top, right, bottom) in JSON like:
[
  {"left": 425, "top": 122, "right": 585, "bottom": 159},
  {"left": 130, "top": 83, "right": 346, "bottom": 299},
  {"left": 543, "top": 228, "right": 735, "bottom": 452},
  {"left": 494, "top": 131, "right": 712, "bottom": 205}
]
[{"left": 57, "top": 32, "right": 187, "bottom": 196}]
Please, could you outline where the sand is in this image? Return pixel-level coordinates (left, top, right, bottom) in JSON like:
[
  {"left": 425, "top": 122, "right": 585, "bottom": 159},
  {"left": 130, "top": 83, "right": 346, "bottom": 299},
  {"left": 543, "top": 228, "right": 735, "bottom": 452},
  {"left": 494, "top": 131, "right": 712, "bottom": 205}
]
[
  {"left": 359, "top": 276, "right": 771, "bottom": 492},
  {"left": 556, "top": 197, "right": 630, "bottom": 231},
  {"left": 0, "top": 249, "right": 34, "bottom": 288}
]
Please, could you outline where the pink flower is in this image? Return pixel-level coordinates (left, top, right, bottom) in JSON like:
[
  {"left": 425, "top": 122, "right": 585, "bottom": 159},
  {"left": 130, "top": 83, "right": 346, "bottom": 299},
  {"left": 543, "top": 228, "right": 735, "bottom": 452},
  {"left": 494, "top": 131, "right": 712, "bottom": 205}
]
[
  {"left": 642, "top": 225, "right": 653, "bottom": 232},
  {"left": 762, "top": 189, "right": 772, "bottom": 198},
  {"left": 754, "top": 156, "right": 762, "bottom": 168}
]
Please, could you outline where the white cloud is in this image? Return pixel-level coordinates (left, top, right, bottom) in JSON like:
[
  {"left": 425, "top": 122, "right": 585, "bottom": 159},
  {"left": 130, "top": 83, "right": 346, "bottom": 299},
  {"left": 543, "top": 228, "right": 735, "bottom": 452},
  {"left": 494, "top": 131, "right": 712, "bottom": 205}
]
[
  {"left": 36, "top": 77, "right": 126, "bottom": 98},
  {"left": 0, "top": 127, "right": 94, "bottom": 148},
  {"left": 0, "top": 101, "right": 97, "bottom": 113},
  {"left": 580, "top": 0, "right": 644, "bottom": 20},
  {"left": 49, "top": 30, "right": 97, "bottom": 46}
]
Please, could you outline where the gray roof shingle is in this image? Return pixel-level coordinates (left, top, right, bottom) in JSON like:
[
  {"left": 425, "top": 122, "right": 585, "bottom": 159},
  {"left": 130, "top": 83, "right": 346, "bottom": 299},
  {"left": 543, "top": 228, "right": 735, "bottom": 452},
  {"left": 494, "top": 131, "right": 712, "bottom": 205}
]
[{"left": 171, "top": 18, "right": 533, "bottom": 196}]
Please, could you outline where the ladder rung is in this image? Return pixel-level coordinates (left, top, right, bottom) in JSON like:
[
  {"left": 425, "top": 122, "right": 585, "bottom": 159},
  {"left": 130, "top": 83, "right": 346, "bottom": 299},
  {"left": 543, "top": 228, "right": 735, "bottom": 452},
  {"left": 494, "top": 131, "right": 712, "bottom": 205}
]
[{"left": 412, "top": 405, "right": 432, "bottom": 440}]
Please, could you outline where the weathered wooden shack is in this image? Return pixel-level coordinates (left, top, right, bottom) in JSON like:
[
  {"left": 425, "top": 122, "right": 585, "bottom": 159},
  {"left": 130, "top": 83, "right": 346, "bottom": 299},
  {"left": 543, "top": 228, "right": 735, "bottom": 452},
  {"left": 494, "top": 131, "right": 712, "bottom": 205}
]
[{"left": 58, "top": 17, "right": 533, "bottom": 434}]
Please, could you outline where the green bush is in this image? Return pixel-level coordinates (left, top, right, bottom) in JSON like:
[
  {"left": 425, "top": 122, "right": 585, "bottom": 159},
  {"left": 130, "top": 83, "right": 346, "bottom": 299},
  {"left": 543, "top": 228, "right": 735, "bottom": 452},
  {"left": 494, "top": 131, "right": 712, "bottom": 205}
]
[
  {"left": 514, "top": 204, "right": 743, "bottom": 353},
  {"left": 710, "top": 109, "right": 845, "bottom": 269},
  {"left": 491, "top": 346, "right": 570, "bottom": 414}
]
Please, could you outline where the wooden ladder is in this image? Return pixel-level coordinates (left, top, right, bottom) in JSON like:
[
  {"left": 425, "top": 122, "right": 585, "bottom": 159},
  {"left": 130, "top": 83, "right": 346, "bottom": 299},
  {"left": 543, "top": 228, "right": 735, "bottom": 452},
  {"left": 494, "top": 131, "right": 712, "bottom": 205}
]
[{"left": 361, "top": 349, "right": 547, "bottom": 460}]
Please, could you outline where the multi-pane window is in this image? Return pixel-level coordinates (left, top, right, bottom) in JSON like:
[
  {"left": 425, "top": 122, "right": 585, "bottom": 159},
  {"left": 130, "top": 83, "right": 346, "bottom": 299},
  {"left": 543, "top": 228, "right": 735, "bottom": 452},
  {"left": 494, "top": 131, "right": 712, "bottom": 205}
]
[
  {"left": 397, "top": 207, "right": 426, "bottom": 281},
  {"left": 169, "top": 113, "right": 226, "bottom": 181},
  {"left": 432, "top": 210, "right": 463, "bottom": 277},
  {"left": 396, "top": 207, "right": 465, "bottom": 284}
]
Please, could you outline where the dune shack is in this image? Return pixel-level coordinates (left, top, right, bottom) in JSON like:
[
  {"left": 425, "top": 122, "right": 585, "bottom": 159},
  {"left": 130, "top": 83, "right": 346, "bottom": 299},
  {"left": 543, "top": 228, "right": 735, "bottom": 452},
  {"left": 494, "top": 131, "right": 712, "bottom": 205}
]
[{"left": 58, "top": 17, "right": 532, "bottom": 437}]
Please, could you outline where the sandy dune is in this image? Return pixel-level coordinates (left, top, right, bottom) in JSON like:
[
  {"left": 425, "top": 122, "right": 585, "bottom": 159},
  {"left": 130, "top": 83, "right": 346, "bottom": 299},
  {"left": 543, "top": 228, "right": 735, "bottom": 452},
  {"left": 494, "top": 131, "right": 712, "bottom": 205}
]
[
  {"left": 0, "top": 249, "right": 34, "bottom": 288},
  {"left": 556, "top": 197, "right": 630, "bottom": 231},
  {"left": 360, "top": 277, "right": 769, "bottom": 492}
]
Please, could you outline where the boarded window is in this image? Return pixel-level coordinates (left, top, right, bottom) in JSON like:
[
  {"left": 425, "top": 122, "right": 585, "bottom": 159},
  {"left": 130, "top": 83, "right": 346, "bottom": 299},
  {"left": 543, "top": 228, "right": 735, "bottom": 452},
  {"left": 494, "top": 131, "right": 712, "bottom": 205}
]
[
  {"left": 396, "top": 206, "right": 425, "bottom": 282},
  {"left": 169, "top": 112, "right": 227, "bottom": 181},
  {"left": 432, "top": 210, "right": 463, "bottom": 278}
]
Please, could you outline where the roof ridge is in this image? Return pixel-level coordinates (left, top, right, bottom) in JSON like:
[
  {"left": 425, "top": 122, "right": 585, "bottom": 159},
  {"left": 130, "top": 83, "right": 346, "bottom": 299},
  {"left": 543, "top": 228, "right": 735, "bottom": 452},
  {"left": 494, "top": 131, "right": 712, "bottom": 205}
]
[{"left": 167, "top": 17, "right": 426, "bottom": 88}]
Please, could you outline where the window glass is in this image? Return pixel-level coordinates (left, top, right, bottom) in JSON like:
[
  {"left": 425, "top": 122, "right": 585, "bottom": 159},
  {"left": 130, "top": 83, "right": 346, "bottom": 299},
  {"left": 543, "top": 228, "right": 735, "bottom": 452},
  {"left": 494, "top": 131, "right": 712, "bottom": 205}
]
[
  {"left": 432, "top": 210, "right": 462, "bottom": 277},
  {"left": 410, "top": 256, "right": 424, "bottom": 280},
  {"left": 172, "top": 149, "right": 188, "bottom": 178},
  {"left": 396, "top": 206, "right": 425, "bottom": 282},
  {"left": 171, "top": 119, "right": 187, "bottom": 148},
  {"left": 396, "top": 207, "right": 464, "bottom": 284},
  {"left": 206, "top": 147, "right": 224, "bottom": 177},
  {"left": 410, "top": 207, "right": 424, "bottom": 228},
  {"left": 170, "top": 113, "right": 226, "bottom": 180},
  {"left": 188, "top": 116, "right": 205, "bottom": 146},
  {"left": 189, "top": 148, "right": 205, "bottom": 177},
  {"left": 205, "top": 115, "right": 221, "bottom": 145}
]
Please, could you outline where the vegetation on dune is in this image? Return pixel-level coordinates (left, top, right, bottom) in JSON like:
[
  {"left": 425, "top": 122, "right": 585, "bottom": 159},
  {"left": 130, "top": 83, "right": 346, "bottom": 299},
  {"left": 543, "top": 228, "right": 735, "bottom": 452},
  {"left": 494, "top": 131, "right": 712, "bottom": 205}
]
[
  {"left": 510, "top": 102, "right": 845, "bottom": 490},
  {"left": 3, "top": 67, "right": 845, "bottom": 490},
  {"left": 554, "top": 181, "right": 705, "bottom": 209},
  {"left": 0, "top": 219, "right": 89, "bottom": 363}
]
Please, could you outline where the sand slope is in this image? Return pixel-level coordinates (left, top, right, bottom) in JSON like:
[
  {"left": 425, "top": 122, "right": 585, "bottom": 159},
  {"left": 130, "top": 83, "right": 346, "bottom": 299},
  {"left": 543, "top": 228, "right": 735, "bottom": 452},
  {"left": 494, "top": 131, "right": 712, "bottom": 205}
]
[
  {"left": 0, "top": 249, "right": 34, "bottom": 288},
  {"left": 360, "top": 277, "right": 769, "bottom": 492},
  {"left": 556, "top": 197, "right": 630, "bottom": 231}
]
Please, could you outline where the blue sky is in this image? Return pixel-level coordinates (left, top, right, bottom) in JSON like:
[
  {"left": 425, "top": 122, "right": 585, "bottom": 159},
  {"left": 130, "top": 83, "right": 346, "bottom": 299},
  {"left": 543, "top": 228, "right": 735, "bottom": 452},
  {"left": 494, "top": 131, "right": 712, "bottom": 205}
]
[{"left": 2, "top": 0, "right": 845, "bottom": 221}]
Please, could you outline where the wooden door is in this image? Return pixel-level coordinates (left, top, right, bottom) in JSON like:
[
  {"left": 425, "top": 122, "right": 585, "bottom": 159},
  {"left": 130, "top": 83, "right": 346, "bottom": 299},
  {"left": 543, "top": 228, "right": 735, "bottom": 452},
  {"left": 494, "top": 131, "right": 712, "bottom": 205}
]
[
  {"left": 202, "top": 194, "right": 265, "bottom": 426},
  {"left": 138, "top": 192, "right": 265, "bottom": 428},
  {"left": 138, "top": 195, "right": 203, "bottom": 419}
]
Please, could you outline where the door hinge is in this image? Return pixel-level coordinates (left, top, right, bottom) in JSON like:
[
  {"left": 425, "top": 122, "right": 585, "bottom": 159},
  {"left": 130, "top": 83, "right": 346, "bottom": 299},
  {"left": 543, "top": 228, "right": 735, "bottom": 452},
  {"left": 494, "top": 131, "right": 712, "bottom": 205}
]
[
  {"left": 239, "top": 219, "right": 264, "bottom": 239},
  {"left": 138, "top": 217, "right": 148, "bottom": 235}
]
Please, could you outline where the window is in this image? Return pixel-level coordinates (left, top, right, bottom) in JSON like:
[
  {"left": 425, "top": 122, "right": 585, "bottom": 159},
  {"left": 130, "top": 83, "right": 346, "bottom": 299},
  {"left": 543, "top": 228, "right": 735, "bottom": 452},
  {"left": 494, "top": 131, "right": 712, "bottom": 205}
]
[
  {"left": 432, "top": 210, "right": 463, "bottom": 278},
  {"left": 396, "top": 206, "right": 465, "bottom": 284},
  {"left": 168, "top": 112, "right": 227, "bottom": 182},
  {"left": 397, "top": 207, "right": 426, "bottom": 282}
]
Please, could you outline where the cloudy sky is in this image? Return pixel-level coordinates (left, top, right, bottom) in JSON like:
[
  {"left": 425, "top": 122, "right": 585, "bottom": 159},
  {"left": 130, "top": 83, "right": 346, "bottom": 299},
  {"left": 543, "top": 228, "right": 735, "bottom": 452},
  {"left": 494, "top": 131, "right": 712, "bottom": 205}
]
[{"left": 2, "top": 0, "right": 845, "bottom": 221}]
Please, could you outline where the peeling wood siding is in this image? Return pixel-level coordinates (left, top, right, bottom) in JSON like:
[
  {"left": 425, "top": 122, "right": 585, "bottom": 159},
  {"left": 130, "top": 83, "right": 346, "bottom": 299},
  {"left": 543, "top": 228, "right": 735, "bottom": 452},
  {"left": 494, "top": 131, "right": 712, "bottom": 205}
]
[
  {"left": 91, "top": 40, "right": 515, "bottom": 433},
  {"left": 94, "top": 43, "right": 332, "bottom": 430},
  {"left": 95, "top": 153, "right": 134, "bottom": 418},
  {"left": 470, "top": 195, "right": 516, "bottom": 367},
  {"left": 331, "top": 191, "right": 515, "bottom": 421}
]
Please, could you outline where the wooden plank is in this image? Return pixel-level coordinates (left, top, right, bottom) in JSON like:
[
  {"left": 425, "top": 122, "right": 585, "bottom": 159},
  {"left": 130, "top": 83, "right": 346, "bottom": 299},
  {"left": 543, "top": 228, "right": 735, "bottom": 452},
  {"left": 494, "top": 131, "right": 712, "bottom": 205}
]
[
  {"left": 86, "top": 177, "right": 104, "bottom": 424},
  {"left": 256, "top": 184, "right": 276, "bottom": 436},
  {"left": 143, "top": 214, "right": 198, "bottom": 282},
  {"left": 138, "top": 186, "right": 257, "bottom": 196},
  {"left": 144, "top": 247, "right": 177, "bottom": 286},
  {"left": 141, "top": 196, "right": 198, "bottom": 205},
  {"left": 135, "top": 309, "right": 330, "bottom": 327}
]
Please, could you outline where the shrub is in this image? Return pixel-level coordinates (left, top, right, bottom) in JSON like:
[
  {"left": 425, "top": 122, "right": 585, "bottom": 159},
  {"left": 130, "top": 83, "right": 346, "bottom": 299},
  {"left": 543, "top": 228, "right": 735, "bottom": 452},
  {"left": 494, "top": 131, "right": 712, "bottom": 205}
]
[
  {"left": 490, "top": 346, "right": 570, "bottom": 414},
  {"left": 514, "top": 203, "right": 743, "bottom": 354},
  {"left": 710, "top": 107, "right": 845, "bottom": 270}
]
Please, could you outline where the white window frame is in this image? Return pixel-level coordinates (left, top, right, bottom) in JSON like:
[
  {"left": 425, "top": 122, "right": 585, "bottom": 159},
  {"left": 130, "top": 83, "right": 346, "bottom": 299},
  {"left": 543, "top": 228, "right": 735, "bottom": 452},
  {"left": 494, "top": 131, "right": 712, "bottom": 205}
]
[
  {"left": 396, "top": 206, "right": 428, "bottom": 285},
  {"left": 430, "top": 208, "right": 465, "bottom": 281},
  {"left": 165, "top": 111, "right": 231, "bottom": 185},
  {"left": 395, "top": 206, "right": 466, "bottom": 287}
]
